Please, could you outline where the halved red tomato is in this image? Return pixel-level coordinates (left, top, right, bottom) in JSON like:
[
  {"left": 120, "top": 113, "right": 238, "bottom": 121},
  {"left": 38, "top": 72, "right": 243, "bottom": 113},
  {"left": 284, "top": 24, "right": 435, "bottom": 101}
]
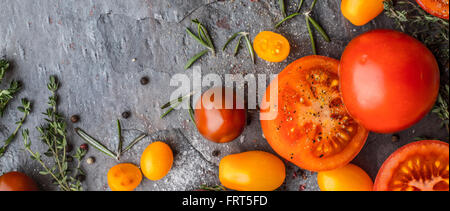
[
  {"left": 374, "top": 140, "right": 449, "bottom": 191},
  {"left": 416, "top": 0, "right": 449, "bottom": 20},
  {"left": 260, "top": 55, "right": 369, "bottom": 172}
]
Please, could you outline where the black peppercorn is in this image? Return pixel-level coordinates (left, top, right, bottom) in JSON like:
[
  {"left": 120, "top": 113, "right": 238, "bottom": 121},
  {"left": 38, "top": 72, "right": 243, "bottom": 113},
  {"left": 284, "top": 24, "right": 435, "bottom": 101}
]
[
  {"left": 140, "top": 76, "right": 149, "bottom": 85},
  {"left": 70, "top": 115, "right": 80, "bottom": 123},
  {"left": 212, "top": 150, "right": 220, "bottom": 157},
  {"left": 122, "top": 111, "right": 131, "bottom": 119}
]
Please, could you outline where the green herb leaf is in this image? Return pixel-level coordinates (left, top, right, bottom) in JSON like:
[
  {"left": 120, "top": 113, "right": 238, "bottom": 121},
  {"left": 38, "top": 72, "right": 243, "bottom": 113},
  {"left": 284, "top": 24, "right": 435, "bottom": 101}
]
[
  {"left": 275, "top": 12, "right": 300, "bottom": 28},
  {"left": 123, "top": 134, "right": 148, "bottom": 153},
  {"left": 306, "top": 16, "right": 317, "bottom": 55},
  {"left": 306, "top": 16, "right": 330, "bottom": 42},
  {"left": 243, "top": 34, "right": 255, "bottom": 64},
  {"left": 75, "top": 128, "right": 117, "bottom": 159},
  {"left": 278, "top": 0, "right": 286, "bottom": 17},
  {"left": 222, "top": 32, "right": 240, "bottom": 51},
  {"left": 184, "top": 49, "right": 209, "bottom": 70}
]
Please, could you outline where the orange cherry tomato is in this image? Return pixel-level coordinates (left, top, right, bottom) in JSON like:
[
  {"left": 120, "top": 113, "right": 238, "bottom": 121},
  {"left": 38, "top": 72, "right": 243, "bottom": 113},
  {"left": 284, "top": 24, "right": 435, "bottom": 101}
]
[
  {"left": 107, "top": 163, "right": 142, "bottom": 191},
  {"left": 253, "top": 31, "right": 290, "bottom": 62},
  {"left": 318, "top": 164, "right": 373, "bottom": 191},
  {"left": 339, "top": 30, "right": 440, "bottom": 133},
  {"left": 219, "top": 151, "right": 286, "bottom": 191},
  {"left": 0, "top": 172, "right": 38, "bottom": 191},
  {"left": 416, "top": 0, "right": 449, "bottom": 20},
  {"left": 341, "top": 0, "right": 385, "bottom": 26},
  {"left": 195, "top": 87, "right": 246, "bottom": 143},
  {"left": 374, "top": 140, "right": 449, "bottom": 191},
  {"left": 140, "top": 141, "right": 173, "bottom": 181},
  {"left": 260, "top": 55, "right": 369, "bottom": 172}
]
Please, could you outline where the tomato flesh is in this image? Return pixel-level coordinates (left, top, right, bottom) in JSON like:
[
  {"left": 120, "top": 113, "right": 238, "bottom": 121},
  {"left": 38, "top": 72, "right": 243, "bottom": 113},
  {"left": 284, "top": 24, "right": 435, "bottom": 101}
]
[
  {"left": 374, "top": 140, "right": 449, "bottom": 191},
  {"left": 261, "top": 55, "right": 368, "bottom": 172},
  {"left": 416, "top": 0, "right": 449, "bottom": 20}
]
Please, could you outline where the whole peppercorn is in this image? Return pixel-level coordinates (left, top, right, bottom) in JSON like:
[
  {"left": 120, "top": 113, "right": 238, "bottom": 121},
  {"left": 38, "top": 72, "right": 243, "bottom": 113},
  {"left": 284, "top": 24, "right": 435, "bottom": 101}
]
[
  {"left": 122, "top": 111, "right": 131, "bottom": 119},
  {"left": 140, "top": 76, "right": 149, "bottom": 85},
  {"left": 86, "top": 157, "right": 95, "bottom": 164},
  {"left": 392, "top": 134, "right": 400, "bottom": 142},
  {"left": 76, "top": 174, "right": 86, "bottom": 182},
  {"left": 212, "top": 150, "right": 221, "bottom": 157},
  {"left": 80, "top": 143, "right": 88, "bottom": 151},
  {"left": 65, "top": 144, "right": 73, "bottom": 153},
  {"left": 70, "top": 115, "right": 80, "bottom": 123}
]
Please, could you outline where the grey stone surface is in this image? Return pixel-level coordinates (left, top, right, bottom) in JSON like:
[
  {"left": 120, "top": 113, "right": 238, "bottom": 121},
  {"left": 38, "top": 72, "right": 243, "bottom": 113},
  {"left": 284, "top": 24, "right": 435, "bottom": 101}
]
[{"left": 0, "top": 0, "right": 448, "bottom": 191}]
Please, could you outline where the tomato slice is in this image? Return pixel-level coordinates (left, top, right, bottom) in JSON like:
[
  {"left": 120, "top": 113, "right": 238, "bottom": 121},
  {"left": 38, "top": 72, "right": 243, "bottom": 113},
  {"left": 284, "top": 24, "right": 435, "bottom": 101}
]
[
  {"left": 416, "top": 0, "right": 449, "bottom": 20},
  {"left": 374, "top": 140, "right": 449, "bottom": 191},
  {"left": 260, "top": 55, "right": 369, "bottom": 172}
]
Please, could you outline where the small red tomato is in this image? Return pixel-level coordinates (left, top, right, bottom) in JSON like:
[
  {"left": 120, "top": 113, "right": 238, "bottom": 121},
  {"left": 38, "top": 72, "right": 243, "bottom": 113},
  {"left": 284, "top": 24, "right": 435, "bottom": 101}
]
[
  {"left": 416, "top": 0, "right": 449, "bottom": 20},
  {"left": 195, "top": 87, "right": 246, "bottom": 143},
  {"left": 0, "top": 171, "right": 39, "bottom": 191},
  {"left": 339, "top": 29, "right": 440, "bottom": 133}
]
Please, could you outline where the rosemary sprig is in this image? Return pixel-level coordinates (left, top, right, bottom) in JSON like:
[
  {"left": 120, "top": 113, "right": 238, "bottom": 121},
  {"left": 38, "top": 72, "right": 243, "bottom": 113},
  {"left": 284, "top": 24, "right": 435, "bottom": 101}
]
[
  {"left": 275, "top": 0, "right": 330, "bottom": 54},
  {"left": 0, "top": 98, "right": 31, "bottom": 158},
  {"left": 160, "top": 91, "right": 195, "bottom": 118},
  {"left": 122, "top": 133, "right": 147, "bottom": 153},
  {"left": 223, "top": 32, "right": 255, "bottom": 63},
  {"left": 75, "top": 128, "right": 117, "bottom": 159},
  {"left": 197, "top": 185, "right": 227, "bottom": 191},
  {"left": 23, "top": 76, "right": 86, "bottom": 191},
  {"left": 278, "top": 0, "right": 287, "bottom": 17},
  {"left": 116, "top": 119, "right": 123, "bottom": 160},
  {"left": 0, "top": 60, "right": 22, "bottom": 117},
  {"left": 185, "top": 19, "right": 216, "bottom": 69},
  {"left": 384, "top": 0, "right": 449, "bottom": 131}
]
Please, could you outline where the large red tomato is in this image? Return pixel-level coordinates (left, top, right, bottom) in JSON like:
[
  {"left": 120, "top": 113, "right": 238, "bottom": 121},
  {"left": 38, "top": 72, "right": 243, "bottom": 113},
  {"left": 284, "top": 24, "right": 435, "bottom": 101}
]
[
  {"left": 339, "top": 29, "right": 440, "bottom": 133},
  {"left": 374, "top": 140, "right": 449, "bottom": 191},
  {"left": 0, "top": 171, "right": 39, "bottom": 191},
  {"left": 261, "top": 55, "right": 369, "bottom": 172}
]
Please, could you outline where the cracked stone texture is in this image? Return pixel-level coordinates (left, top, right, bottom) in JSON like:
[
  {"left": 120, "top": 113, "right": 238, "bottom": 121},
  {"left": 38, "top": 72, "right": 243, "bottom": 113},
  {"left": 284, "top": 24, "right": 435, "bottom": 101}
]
[{"left": 0, "top": 0, "right": 448, "bottom": 191}]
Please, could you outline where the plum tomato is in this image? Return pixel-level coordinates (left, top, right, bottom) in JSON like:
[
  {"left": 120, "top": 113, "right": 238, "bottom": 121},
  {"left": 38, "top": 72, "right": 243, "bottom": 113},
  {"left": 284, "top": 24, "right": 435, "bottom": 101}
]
[
  {"left": 317, "top": 164, "right": 373, "bottom": 191},
  {"left": 0, "top": 171, "right": 38, "bottom": 191},
  {"left": 341, "top": 0, "right": 385, "bottom": 26},
  {"left": 416, "top": 0, "right": 449, "bottom": 20},
  {"left": 140, "top": 141, "right": 173, "bottom": 181},
  {"left": 219, "top": 151, "right": 286, "bottom": 191},
  {"left": 260, "top": 55, "right": 369, "bottom": 172},
  {"left": 374, "top": 140, "right": 449, "bottom": 191},
  {"left": 107, "top": 163, "right": 142, "bottom": 191},
  {"left": 253, "top": 31, "right": 290, "bottom": 62},
  {"left": 194, "top": 87, "right": 246, "bottom": 143},
  {"left": 339, "top": 29, "right": 440, "bottom": 133}
]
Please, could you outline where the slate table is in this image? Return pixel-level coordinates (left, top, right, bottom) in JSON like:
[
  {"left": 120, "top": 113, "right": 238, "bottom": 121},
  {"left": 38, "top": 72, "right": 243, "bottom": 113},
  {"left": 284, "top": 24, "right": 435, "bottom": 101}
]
[{"left": 0, "top": 0, "right": 448, "bottom": 191}]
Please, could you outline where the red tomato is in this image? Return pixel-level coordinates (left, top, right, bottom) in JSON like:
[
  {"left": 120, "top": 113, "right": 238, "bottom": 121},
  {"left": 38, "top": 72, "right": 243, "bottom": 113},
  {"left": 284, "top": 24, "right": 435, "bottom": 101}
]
[
  {"left": 339, "top": 29, "right": 440, "bottom": 133},
  {"left": 260, "top": 55, "right": 369, "bottom": 172},
  {"left": 195, "top": 87, "right": 246, "bottom": 143},
  {"left": 374, "top": 140, "right": 449, "bottom": 191},
  {"left": 0, "top": 172, "right": 39, "bottom": 191},
  {"left": 416, "top": 0, "right": 449, "bottom": 20}
]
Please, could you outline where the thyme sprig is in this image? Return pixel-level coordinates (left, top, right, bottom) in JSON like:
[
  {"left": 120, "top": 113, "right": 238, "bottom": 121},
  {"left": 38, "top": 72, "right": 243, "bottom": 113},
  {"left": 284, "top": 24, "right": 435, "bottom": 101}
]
[
  {"left": 0, "top": 99, "right": 31, "bottom": 158},
  {"left": 185, "top": 19, "right": 216, "bottom": 69},
  {"left": 275, "top": 0, "right": 330, "bottom": 54},
  {"left": 223, "top": 32, "right": 255, "bottom": 63},
  {"left": 22, "top": 76, "right": 86, "bottom": 191},
  {"left": 384, "top": 0, "right": 449, "bottom": 131},
  {"left": 0, "top": 60, "right": 22, "bottom": 117}
]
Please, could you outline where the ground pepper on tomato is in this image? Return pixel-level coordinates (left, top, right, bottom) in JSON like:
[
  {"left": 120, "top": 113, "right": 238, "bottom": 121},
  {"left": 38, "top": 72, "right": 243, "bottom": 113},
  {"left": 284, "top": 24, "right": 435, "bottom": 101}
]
[{"left": 260, "top": 55, "right": 368, "bottom": 172}]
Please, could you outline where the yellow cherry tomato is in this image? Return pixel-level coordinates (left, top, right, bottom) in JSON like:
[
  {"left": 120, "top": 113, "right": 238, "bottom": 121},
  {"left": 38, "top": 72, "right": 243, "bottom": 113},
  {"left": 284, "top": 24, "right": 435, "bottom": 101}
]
[
  {"left": 107, "top": 163, "right": 142, "bottom": 191},
  {"left": 341, "top": 0, "right": 385, "bottom": 26},
  {"left": 140, "top": 141, "right": 173, "bottom": 181},
  {"left": 219, "top": 151, "right": 286, "bottom": 191},
  {"left": 317, "top": 164, "right": 373, "bottom": 191},
  {"left": 253, "top": 31, "right": 290, "bottom": 62}
]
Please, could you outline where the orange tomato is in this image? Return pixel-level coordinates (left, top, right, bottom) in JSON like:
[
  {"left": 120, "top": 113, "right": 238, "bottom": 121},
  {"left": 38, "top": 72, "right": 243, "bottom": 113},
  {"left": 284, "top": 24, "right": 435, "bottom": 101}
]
[
  {"left": 317, "top": 164, "right": 373, "bottom": 191},
  {"left": 341, "top": 0, "right": 385, "bottom": 26},
  {"left": 260, "top": 55, "right": 368, "bottom": 172},
  {"left": 374, "top": 140, "right": 449, "bottom": 191},
  {"left": 253, "top": 31, "right": 290, "bottom": 62},
  {"left": 416, "top": 0, "right": 449, "bottom": 20},
  {"left": 219, "top": 151, "right": 286, "bottom": 191},
  {"left": 140, "top": 141, "right": 173, "bottom": 181},
  {"left": 107, "top": 163, "right": 142, "bottom": 191},
  {"left": 0, "top": 172, "right": 38, "bottom": 191}
]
